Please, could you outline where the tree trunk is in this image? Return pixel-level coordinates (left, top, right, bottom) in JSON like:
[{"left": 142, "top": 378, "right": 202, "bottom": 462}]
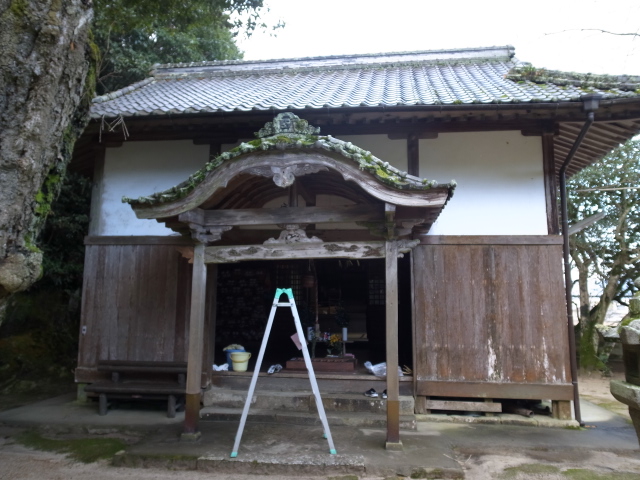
[
  {"left": 575, "top": 257, "right": 591, "bottom": 329},
  {"left": 0, "top": 0, "right": 93, "bottom": 307}
]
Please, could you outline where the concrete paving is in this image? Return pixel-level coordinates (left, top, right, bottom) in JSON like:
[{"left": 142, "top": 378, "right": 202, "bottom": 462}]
[{"left": 0, "top": 393, "right": 638, "bottom": 478}]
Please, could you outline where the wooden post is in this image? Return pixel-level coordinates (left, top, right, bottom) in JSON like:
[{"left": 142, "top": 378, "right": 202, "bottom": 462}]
[
  {"left": 407, "top": 133, "right": 419, "bottom": 176},
  {"left": 385, "top": 239, "right": 402, "bottom": 450},
  {"left": 542, "top": 132, "right": 559, "bottom": 235},
  {"left": 182, "top": 242, "right": 207, "bottom": 441}
]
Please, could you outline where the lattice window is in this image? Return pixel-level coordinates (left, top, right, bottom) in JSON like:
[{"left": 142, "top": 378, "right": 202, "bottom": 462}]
[
  {"left": 368, "top": 276, "right": 385, "bottom": 305},
  {"left": 276, "top": 262, "right": 303, "bottom": 301}
]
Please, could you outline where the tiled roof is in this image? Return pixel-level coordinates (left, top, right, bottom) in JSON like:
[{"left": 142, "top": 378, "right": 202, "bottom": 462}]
[{"left": 91, "top": 46, "right": 640, "bottom": 119}]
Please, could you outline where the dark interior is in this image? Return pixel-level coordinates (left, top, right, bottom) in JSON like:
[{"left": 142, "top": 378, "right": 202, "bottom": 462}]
[{"left": 213, "top": 256, "right": 413, "bottom": 373}]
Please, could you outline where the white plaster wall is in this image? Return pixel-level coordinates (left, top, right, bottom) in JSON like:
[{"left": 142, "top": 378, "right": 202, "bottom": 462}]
[
  {"left": 339, "top": 135, "right": 407, "bottom": 172},
  {"left": 419, "top": 131, "right": 547, "bottom": 235},
  {"left": 98, "top": 141, "right": 209, "bottom": 235},
  {"left": 96, "top": 133, "right": 546, "bottom": 236}
]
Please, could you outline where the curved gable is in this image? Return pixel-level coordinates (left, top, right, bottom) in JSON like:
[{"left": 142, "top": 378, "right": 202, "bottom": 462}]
[{"left": 126, "top": 113, "right": 455, "bottom": 222}]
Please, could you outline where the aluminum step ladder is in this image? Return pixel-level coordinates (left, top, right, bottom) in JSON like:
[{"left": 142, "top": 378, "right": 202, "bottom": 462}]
[{"left": 230, "top": 288, "right": 337, "bottom": 457}]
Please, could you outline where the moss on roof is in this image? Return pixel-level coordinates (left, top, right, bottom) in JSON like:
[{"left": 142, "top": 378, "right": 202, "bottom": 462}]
[{"left": 123, "top": 114, "right": 455, "bottom": 207}]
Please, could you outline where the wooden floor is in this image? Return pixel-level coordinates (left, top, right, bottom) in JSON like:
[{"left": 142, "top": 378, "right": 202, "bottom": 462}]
[{"left": 211, "top": 369, "right": 413, "bottom": 395}]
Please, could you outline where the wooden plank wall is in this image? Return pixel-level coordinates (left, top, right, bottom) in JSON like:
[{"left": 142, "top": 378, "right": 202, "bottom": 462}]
[
  {"left": 76, "top": 241, "right": 195, "bottom": 382},
  {"left": 412, "top": 236, "right": 572, "bottom": 400}
]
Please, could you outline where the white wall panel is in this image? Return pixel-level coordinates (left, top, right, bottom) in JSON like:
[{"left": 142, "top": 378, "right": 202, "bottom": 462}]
[
  {"left": 95, "top": 132, "right": 546, "bottom": 237},
  {"left": 339, "top": 135, "right": 407, "bottom": 172},
  {"left": 419, "top": 131, "right": 546, "bottom": 235},
  {"left": 98, "top": 141, "right": 209, "bottom": 235}
]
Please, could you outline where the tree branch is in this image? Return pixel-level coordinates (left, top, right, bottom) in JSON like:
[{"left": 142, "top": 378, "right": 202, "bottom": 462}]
[{"left": 545, "top": 28, "right": 640, "bottom": 37}]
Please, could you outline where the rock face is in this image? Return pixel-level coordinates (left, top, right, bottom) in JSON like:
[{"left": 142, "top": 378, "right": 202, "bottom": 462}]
[
  {"left": 0, "top": 0, "right": 93, "bottom": 304},
  {"left": 611, "top": 282, "right": 640, "bottom": 444}
]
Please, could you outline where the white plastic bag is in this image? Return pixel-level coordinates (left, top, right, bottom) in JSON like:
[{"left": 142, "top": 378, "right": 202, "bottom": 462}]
[
  {"left": 364, "top": 361, "right": 403, "bottom": 377},
  {"left": 212, "top": 363, "right": 229, "bottom": 371}
]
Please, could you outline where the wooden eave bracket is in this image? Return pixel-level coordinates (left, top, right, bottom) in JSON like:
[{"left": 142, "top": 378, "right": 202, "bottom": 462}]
[
  {"left": 179, "top": 208, "right": 232, "bottom": 245},
  {"left": 359, "top": 203, "right": 433, "bottom": 239}
]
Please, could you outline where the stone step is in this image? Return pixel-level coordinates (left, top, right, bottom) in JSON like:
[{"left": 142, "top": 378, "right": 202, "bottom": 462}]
[
  {"left": 200, "top": 407, "right": 417, "bottom": 430},
  {"left": 202, "top": 387, "right": 415, "bottom": 415}
]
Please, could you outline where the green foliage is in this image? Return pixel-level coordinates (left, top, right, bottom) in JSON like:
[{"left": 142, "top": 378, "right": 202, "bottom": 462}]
[
  {"left": 92, "top": 0, "right": 281, "bottom": 94},
  {"left": 568, "top": 139, "right": 640, "bottom": 370},
  {"left": 500, "top": 463, "right": 560, "bottom": 478},
  {"left": 562, "top": 469, "right": 640, "bottom": 479},
  {"left": 0, "top": 290, "right": 79, "bottom": 377},
  {"left": 0, "top": 173, "right": 90, "bottom": 382},
  {"left": 37, "top": 172, "right": 91, "bottom": 292},
  {"left": 16, "top": 431, "right": 127, "bottom": 463},
  {"left": 569, "top": 139, "right": 640, "bottom": 306}
]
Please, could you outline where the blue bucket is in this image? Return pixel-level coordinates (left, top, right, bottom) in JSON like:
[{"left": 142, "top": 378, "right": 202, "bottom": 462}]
[{"left": 225, "top": 349, "right": 245, "bottom": 371}]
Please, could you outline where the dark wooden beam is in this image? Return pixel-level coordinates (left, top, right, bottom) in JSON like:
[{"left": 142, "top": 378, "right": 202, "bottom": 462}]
[
  {"left": 205, "top": 241, "right": 387, "bottom": 263},
  {"left": 296, "top": 178, "right": 316, "bottom": 206},
  {"left": 208, "top": 142, "right": 221, "bottom": 158},
  {"left": 542, "top": 133, "right": 560, "bottom": 235},
  {"left": 181, "top": 205, "right": 387, "bottom": 227},
  {"left": 417, "top": 380, "right": 574, "bottom": 401},
  {"left": 388, "top": 132, "right": 438, "bottom": 140},
  {"left": 218, "top": 228, "right": 376, "bottom": 245},
  {"left": 407, "top": 133, "right": 419, "bottom": 176},
  {"left": 416, "top": 235, "right": 563, "bottom": 245},
  {"left": 84, "top": 235, "right": 194, "bottom": 245}
]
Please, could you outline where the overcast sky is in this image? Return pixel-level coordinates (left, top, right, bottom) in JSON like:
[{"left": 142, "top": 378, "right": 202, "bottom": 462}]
[{"left": 237, "top": 0, "right": 640, "bottom": 75}]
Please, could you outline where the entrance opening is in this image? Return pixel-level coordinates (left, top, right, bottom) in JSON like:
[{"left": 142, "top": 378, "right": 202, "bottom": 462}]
[{"left": 213, "top": 256, "right": 412, "bottom": 375}]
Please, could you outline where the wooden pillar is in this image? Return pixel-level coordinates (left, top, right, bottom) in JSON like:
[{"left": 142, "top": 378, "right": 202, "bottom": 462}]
[
  {"left": 542, "top": 132, "right": 559, "bottom": 235},
  {"left": 182, "top": 243, "right": 207, "bottom": 441},
  {"left": 407, "top": 133, "right": 419, "bottom": 176},
  {"left": 385, "top": 239, "right": 402, "bottom": 450}
]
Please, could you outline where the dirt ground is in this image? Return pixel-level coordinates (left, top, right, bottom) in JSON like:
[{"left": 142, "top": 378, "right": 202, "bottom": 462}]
[
  {"left": 0, "top": 371, "right": 637, "bottom": 480},
  {"left": 578, "top": 368, "right": 631, "bottom": 420},
  {"left": 458, "top": 369, "right": 639, "bottom": 480}
]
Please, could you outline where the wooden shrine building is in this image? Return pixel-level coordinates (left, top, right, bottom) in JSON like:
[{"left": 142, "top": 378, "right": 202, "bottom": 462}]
[{"left": 71, "top": 46, "right": 640, "bottom": 446}]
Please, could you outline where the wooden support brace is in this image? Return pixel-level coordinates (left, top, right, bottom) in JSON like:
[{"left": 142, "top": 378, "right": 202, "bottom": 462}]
[
  {"left": 414, "top": 396, "right": 430, "bottom": 415},
  {"left": 485, "top": 398, "right": 496, "bottom": 417}
]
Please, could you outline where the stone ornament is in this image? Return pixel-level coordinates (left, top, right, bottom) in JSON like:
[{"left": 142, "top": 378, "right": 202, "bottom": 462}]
[
  {"left": 257, "top": 112, "right": 321, "bottom": 138},
  {"left": 264, "top": 224, "right": 322, "bottom": 245},
  {"left": 246, "top": 164, "right": 328, "bottom": 188}
]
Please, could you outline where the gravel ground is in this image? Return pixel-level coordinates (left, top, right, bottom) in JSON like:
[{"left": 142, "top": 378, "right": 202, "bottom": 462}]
[{"left": 0, "top": 371, "right": 637, "bottom": 480}]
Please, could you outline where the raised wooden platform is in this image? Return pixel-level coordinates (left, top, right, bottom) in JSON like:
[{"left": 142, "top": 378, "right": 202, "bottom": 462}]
[
  {"left": 210, "top": 371, "right": 414, "bottom": 395},
  {"left": 285, "top": 357, "right": 357, "bottom": 372}
]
